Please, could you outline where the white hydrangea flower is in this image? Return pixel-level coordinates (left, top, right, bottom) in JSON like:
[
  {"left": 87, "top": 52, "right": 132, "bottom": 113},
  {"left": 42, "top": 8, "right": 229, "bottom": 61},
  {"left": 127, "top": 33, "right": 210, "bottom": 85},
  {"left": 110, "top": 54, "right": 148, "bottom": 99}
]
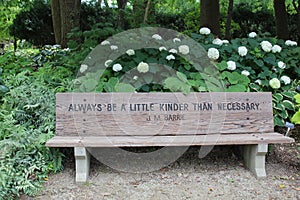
[
  {"left": 248, "top": 32, "right": 257, "bottom": 38},
  {"left": 207, "top": 48, "right": 219, "bottom": 60},
  {"left": 222, "top": 40, "right": 229, "bottom": 44},
  {"left": 271, "top": 45, "right": 282, "bottom": 53},
  {"left": 137, "top": 62, "right": 149, "bottom": 73},
  {"left": 285, "top": 40, "right": 298, "bottom": 46},
  {"left": 152, "top": 34, "right": 162, "bottom": 40},
  {"left": 278, "top": 61, "right": 286, "bottom": 69},
  {"left": 110, "top": 45, "right": 118, "bottom": 50},
  {"left": 126, "top": 49, "right": 135, "bottom": 56},
  {"left": 80, "top": 64, "right": 88, "bottom": 73},
  {"left": 159, "top": 46, "right": 167, "bottom": 51},
  {"left": 199, "top": 27, "right": 211, "bottom": 35},
  {"left": 178, "top": 45, "right": 189, "bottom": 55},
  {"left": 238, "top": 46, "right": 248, "bottom": 56},
  {"left": 255, "top": 79, "right": 262, "bottom": 85},
  {"left": 104, "top": 59, "right": 113, "bottom": 67},
  {"left": 227, "top": 61, "right": 236, "bottom": 70},
  {"left": 241, "top": 70, "right": 250, "bottom": 76},
  {"left": 280, "top": 75, "right": 291, "bottom": 85},
  {"left": 269, "top": 78, "right": 281, "bottom": 89},
  {"left": 173, "top": 38, "right": 181, "bottom": 43},
  {"left": 133, "top": 76, "right": 138, "bottom": 80},
  {"left": 212, "top": 38, "right": 223, "bottom": 46},
  {"left": 260, "top": 41, "right": 272, "bottom": 52},
  {"left": 112, "top": 63, "right": 122, "bottom": 72},
  {"left": 101, "top": 40, "right": 110, "bottom": 45},
  {"left": 166, "top": 54, "right": 175, "bottom": 61},
  {"left": 169, "top": 49, "right": 178, "bottom": 54}
]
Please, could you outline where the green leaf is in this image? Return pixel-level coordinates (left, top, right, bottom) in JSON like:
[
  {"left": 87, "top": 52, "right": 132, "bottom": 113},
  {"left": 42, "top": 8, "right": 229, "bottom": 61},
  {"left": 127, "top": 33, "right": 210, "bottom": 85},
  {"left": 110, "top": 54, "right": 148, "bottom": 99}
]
[
  {"left": 263, "top": 54, "right": 276, "bottom": 65},
  {"left": 291, "top": 110, "right": 300, "bottom": 124},
  {"left": 274, "top": 103, "right": 285, "bottom": 110},
  {"left": 80, "top": 79, "right": 98, "bottom": 92},
  {"left": 226, "top": 84, "right": 246, "bottom": 92},
  {"left": 294, "top": 94, "right": 300, "bottom": 104},
  {"left": 282, "top": 91, "right": 296, "bottom": 99},
  {"left": 177, "top": 71, "right": 188, "bottom": 83},
  {"left": 164, "top": 77, "right": 191, "bottom": 94},
  {"left": 249, "top": 83, "right": 260, "bottom": 91},
  {"left": 254, "top": 59, "right": 264, "bottom": 67},
  {"left": 274, "top": 116, "right": 285, "bottom": 126},
  {"left": 282, "top": 100, "right": 294, "bottom": 110},
  {"left": 143, "top": 73, "right": 153, "bottom": 84},
  {"left": 273, "top": 93, "right": 283, "bottom": 101},
  {"left": 215, "top": 61, "right": 227, "bottom": 71},
  {"left": 238, "top": 75, "right": 250, "bottom": 85},
  {"left": 0, "top": 85, "right": 9, "bottom": 94},
  {"left": 104, "top": 77, "right": 119, "bottom": 92},
  {"left": 278, "top": 109, "right": 288, "bottom": 119},
  {"left": 115, "top": 83, "right": 136, "bottom": 92}
]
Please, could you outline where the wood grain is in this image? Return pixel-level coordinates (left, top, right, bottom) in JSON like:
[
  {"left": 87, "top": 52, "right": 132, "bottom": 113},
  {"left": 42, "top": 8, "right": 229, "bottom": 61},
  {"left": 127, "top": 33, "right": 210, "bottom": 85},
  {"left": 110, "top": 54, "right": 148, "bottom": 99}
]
[
  {"left": 45, "top": 132, "right": 294, "bottom": 147},
  {"left": 56, "top": 92, "right": 274, "bottom": 137}
]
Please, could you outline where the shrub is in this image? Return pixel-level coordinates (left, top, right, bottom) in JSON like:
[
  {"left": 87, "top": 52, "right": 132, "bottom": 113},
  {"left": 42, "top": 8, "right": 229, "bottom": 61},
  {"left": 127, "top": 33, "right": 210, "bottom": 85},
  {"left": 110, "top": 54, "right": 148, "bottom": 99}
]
[
  {"left": 74, "top": 28, "right": 299, "bottom": 127},
  {"left": 0, "top": 45, "right": 73, "bottom": 198},
  {"left": 10, "top": 0, "right": 55, "bottom": 46}
]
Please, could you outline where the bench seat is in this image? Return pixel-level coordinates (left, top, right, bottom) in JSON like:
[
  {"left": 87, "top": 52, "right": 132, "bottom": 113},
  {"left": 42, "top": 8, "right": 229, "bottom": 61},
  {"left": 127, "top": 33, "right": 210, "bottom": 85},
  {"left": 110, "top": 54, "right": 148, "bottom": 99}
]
[{"left": 46, "top": 133, "right": 293, "bottom": 147}]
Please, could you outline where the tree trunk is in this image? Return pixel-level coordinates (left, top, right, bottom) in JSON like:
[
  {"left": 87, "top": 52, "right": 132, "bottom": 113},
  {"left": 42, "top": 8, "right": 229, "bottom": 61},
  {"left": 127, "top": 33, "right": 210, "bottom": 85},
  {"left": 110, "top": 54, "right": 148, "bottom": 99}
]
[
  {"left": 292, "top": 0, "right": 300, "bottom": 43},
  {"left": 143, "top": 0, "right": 151, "bottom": 24},
  {"left": 200, "top": 0, "right": 221, "bottom": 37},
  {"left": 132, "top": 0, "right": 155, "bottom": 27},
  {"left": 274, "top": 0, "right": 289, "bottom": 40},
  {"left": 51, "top": 0, "right": 61, "bottom": 44},
  {"left": 225, "top": 0, "right": 234, "bottom": 39},
  {"left": 117, "top": 0, "right": 128, "bottom": 29},
  {"left": 50, "top": 0, "right": 81, "bottom": 47}
]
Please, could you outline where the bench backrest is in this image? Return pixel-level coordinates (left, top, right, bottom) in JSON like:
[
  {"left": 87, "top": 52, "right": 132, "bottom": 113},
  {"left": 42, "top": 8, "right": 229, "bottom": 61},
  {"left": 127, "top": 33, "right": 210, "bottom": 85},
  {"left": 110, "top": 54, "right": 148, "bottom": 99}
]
[{"left": 56, "top": 92, "right": 274, "bottom": 137}]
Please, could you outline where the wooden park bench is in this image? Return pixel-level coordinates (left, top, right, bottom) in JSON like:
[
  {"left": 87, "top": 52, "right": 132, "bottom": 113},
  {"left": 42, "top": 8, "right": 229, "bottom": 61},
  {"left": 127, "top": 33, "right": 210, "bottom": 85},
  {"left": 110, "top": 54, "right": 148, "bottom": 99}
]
[{"left": 46, "top": 92, "right": 294, "bottom": 182}]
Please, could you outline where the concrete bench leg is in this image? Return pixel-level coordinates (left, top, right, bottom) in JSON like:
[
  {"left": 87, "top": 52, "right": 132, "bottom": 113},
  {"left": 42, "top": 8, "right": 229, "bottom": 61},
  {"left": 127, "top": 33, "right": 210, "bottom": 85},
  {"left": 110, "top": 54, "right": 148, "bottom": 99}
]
[
  {"left": 74, "top": 147, "right": 90, "bottom": 182},
  {"left": 241, "top": 144, "right": 268, "bottom": 178}
]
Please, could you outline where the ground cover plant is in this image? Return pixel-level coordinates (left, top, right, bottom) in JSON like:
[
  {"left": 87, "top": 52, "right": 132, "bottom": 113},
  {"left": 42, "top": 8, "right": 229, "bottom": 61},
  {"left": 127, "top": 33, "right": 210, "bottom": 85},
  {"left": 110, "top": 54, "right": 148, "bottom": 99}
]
[{"left": 0, "top": 46, "right": 73, "bottom": 199}]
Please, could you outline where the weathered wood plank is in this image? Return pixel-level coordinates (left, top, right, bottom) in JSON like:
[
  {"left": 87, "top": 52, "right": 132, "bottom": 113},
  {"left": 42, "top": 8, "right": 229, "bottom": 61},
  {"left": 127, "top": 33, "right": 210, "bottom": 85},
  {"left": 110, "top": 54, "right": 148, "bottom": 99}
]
[
  {"left": 45, "top": 133, "right": 294, "bottom": 147},
  {"left": 56, "top": 92, "right": 274, "bottom": 136}
]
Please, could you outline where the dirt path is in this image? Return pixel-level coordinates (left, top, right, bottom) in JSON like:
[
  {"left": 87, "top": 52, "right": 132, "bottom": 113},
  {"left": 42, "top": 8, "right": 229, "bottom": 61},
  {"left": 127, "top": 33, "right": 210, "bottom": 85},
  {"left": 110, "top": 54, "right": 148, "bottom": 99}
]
[{"left": 28, "top": 146, "right": 300, "bottom": 200}]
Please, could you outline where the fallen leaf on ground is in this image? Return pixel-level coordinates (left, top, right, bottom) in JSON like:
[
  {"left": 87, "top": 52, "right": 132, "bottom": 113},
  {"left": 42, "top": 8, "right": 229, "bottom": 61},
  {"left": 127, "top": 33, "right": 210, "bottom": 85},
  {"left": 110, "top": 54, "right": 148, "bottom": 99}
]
[
  {"left": 101, "top": 192, "right": 111, "bottom": 196},
  {"left": 279, "top": 184, "right": 285, "bottom": 189},
  {"left": 130, "top": 181, "right": 140, "bottom": 186}
]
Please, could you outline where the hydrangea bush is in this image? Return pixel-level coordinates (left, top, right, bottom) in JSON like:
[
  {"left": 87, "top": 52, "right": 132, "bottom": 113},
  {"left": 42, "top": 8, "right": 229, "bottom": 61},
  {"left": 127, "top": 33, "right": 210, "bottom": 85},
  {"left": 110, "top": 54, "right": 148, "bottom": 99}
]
[
  {"left": 191, "top": 28, "right": 299, "bottom": 126},
  {"left": 75, "top": 27, "right": 299, "bottom": 127}
]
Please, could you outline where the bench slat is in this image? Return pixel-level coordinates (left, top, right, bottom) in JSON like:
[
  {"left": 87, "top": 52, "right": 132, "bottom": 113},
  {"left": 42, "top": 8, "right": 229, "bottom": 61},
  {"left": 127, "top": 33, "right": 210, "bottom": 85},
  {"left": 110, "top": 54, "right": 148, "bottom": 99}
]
[{"left": 46, "top": 132, "right": 294, "bottom": 147}]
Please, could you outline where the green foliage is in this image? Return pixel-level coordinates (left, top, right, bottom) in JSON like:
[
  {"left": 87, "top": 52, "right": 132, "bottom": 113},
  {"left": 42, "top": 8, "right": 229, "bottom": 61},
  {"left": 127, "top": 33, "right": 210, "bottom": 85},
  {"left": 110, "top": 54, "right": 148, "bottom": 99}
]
[
  {"left": 0, "top": 45, "right": 73, "bottom": 198},
  {"left": 10, "top": 0, "right": 55, "bottom": 46},
  {"left": 74, "top": 29, "right": 299, "bottom": 127},
  {"left": 0, "top": 6, "right": 20, "bottom": 40},
  {"left": 231, "top": 2, "right": 299, "bottom": 42},
  {"left": 192, "top": 30, "right": 300, "bottom": 126},
  {"left": 292, "top": 93, "right": 300, "bottom": 124}
]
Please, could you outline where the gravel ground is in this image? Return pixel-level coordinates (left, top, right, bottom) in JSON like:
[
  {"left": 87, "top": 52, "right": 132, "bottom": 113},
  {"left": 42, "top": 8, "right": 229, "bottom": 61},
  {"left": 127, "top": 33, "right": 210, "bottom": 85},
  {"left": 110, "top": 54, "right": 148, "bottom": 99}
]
[{"left": 25, "top": 145, "right": 300, "bottom": 200}]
